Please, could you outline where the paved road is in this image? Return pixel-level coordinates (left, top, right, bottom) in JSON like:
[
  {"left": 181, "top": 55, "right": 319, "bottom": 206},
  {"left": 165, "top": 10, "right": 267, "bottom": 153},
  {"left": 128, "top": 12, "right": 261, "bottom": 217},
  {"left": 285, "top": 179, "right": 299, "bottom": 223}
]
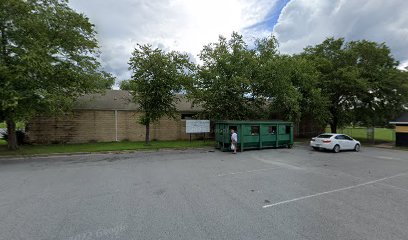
[{"left": 1, "top": 146, "right": 408, "bottom": 240}]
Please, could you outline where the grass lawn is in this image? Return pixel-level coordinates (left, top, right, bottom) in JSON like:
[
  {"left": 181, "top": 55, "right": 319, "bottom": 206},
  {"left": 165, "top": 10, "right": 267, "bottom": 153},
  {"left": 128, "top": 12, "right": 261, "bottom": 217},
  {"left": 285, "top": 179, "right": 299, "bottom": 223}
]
[
  {"left": 324, "top": 127, "right": 395, "bottom": 142},
  {"left": 0, "top": 140, "right": 215, "bottom": 156}
]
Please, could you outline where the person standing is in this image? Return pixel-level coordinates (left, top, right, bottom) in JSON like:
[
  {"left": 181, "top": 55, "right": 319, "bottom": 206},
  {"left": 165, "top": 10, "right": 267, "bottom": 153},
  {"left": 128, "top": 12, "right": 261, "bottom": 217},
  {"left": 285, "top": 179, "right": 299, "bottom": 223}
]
[{"left": 231, "top": 129, "right": 238, "bottom": 154}]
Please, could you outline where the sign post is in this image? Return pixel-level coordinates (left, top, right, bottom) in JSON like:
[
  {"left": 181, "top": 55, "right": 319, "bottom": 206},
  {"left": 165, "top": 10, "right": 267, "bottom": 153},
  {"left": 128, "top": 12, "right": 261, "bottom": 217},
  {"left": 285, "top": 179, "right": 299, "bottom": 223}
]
[
  {"left": 367, "top": 127, "right": 375, "bottom": 144},
  {"left": 186, "top": 120, "right": 210, "bottom": 142}
]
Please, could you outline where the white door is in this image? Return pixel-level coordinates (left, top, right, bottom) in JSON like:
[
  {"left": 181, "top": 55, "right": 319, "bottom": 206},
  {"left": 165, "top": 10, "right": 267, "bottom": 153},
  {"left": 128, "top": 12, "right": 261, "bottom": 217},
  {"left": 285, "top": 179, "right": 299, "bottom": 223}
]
[
  {"left": 335, "top": 135, "right": 350, "bottom": 150},
  {"left": 343, "top": 135, "right": 356, "bottom": 150}
]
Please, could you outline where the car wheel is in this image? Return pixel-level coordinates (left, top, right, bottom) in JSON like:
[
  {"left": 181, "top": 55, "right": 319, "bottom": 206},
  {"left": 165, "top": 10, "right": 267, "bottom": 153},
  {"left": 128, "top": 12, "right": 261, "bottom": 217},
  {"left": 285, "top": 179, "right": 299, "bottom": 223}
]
[
  {"left": 354, "top": 144, "right": 360, "bottom": 152},
  {"left": 312, "top": 147, "right": 319, "bottom": 151},
  {"left": 333, "top": 144, "right": 340, "bottom": 153}
]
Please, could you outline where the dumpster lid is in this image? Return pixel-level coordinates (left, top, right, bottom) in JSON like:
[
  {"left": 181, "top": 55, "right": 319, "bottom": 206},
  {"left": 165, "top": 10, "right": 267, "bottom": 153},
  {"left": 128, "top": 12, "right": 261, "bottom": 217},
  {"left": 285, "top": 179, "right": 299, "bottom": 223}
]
[{"left": 215, "top": 120, "right": 293, "bottom": 125}]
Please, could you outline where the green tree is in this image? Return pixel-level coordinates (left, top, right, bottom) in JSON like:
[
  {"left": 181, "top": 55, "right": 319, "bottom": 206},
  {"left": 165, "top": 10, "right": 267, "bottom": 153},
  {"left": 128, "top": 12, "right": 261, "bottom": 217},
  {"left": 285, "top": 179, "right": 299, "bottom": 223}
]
[
  {"left": 267, "top": 55, "right": 330, "bottom": 125},
  {"left": 125, "top": 44, "right": 194, "bottom": 144},
  {"left": 302, "top": 38, "right": 360, "bottom": 132},
  {"left": 0, "top": 0, "right": 114, "bottom": 150},
  {"left": 254, "top": 37, "right": 328, "bottom": 123},
  {"left": 191, "top": 33, "right": 329, "bottom": 127},
  {"left": 191, "top": 32, "right": 259, "bottom": 120},
  {"left": 302, "top": 37, "right": 407, "bottom": 132},
  {"left": 348, "top": 40, "right": 408, "bottom": 126}
]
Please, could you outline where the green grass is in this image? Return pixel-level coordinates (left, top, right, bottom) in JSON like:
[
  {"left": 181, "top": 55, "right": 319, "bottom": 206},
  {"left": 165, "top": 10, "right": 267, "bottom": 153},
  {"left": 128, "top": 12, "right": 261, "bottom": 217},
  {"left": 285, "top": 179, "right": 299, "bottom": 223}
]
[
  {"left": 324, "top": 127, "right": 395, "bottom": 142},
  {"left": 0, "top": 140, "right": 215, "bottom": 156}
]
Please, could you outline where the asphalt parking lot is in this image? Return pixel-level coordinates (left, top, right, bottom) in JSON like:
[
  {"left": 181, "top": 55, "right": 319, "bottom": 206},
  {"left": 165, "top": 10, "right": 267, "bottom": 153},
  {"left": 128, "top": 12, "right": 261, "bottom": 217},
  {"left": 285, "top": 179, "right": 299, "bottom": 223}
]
[{"left": 1, "top": 145, "right": 408, "bottom": 240}]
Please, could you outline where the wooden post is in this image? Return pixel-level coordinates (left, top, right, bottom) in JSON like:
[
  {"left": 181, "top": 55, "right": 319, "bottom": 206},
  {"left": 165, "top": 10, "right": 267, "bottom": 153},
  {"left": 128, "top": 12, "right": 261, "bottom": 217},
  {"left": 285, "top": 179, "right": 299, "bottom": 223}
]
[{"left": 114, "top": 110, "right": 118, "bottom": 142}]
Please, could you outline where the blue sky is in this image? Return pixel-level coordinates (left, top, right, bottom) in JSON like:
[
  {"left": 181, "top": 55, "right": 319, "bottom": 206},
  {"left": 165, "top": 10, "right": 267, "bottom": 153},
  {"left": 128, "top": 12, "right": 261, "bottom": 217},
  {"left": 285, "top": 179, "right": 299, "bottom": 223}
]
[
  {"left": 69, "top": 0, "right": 408, "bottom": 85},
  {"left": 246, "top": 0, "right": 290, "bottom": 32}
]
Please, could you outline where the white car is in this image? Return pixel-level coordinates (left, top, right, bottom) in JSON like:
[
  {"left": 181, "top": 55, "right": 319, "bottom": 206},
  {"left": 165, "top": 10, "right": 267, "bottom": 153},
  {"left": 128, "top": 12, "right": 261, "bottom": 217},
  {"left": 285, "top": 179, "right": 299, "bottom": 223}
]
[{"left": 310, "top": 133, "right": 361, "bottom": 153}]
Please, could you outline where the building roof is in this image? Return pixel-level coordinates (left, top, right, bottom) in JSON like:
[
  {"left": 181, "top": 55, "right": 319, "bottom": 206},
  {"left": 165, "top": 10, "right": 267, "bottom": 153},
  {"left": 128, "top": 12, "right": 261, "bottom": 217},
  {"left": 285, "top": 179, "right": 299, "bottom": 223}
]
[
  {"left": 74, "top": 90, "right": 201, "bottom": 112},
  {"left": 215, "top": 120, "right": 293, "bottom": 125},
  {"left": 389, "top": 112, "right": 408, "bottom": 124}
]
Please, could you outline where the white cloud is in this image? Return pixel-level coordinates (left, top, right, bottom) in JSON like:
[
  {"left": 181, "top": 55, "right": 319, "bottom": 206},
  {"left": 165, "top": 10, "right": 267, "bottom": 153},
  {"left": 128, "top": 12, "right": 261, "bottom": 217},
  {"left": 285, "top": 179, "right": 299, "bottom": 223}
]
[
  {"left": 68, "top": 0, "right": 408, "bottom": 85},
  {"left": 273, "top": 0, "right": 408, "bottom": 64},
  {"left": 69, "top": 0, "right": 278, "bottom": 85}
]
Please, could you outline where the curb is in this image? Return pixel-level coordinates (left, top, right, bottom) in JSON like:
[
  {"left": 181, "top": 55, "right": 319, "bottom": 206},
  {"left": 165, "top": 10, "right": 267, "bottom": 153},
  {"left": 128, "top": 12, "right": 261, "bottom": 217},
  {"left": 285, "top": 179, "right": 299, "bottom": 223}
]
[{"left": 0, "top": 147, "right": 214, "bottom": 161}]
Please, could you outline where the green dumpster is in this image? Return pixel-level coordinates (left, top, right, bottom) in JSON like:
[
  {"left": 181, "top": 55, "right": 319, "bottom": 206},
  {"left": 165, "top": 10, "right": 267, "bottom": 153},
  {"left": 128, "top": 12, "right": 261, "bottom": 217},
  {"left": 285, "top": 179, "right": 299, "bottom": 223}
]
[{"left": 215, "top": 121, "right": 293, "bottom": 152}]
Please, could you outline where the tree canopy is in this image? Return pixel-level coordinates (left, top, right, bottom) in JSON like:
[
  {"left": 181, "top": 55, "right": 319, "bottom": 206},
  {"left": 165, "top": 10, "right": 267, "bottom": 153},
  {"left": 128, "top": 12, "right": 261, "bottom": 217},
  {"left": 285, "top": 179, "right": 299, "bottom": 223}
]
[
  {"left": 190, "top": 33, "right": 257, "bottom": 120},
  {"left": 123, "top": 44, "right": 194, "bottom": 144},
  {"left": 189, "top": 33, "right": 329, "bottom": 126},
  {"left": 0, "top": 0, "right": 114, "bottom": 149},
  {"left": 253, "top": 37, "right": 330, "bottom": 124},
  {"left": 302, "top": 38, "right": 408, "bottom": 132}
]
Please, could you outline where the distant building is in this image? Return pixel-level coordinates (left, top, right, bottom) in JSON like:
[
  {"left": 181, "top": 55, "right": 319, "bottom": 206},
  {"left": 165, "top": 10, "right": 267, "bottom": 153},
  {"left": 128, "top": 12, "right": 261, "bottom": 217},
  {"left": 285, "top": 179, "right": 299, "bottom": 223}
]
[
  {"left": 389, "top": 112, "right": 408, "bottom": 147},
  {"left": 26, "top": 90, "right": 323, "bottom": 144},
  {"left": 26, "top": 90, "right": 201, "bottom": 144}
]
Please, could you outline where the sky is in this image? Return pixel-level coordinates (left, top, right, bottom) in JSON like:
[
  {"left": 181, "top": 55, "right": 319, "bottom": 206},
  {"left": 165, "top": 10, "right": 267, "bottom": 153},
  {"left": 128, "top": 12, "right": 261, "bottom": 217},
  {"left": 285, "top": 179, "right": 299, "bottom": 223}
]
[{"left": 69, "top": 0, "right": 408, "bottom": 86}]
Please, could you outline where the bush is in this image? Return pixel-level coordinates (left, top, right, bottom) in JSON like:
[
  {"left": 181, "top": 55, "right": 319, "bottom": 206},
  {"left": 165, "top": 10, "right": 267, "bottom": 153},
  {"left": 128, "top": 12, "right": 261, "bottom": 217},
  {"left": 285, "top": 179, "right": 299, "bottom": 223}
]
[{"left": 2, "top": 130, "right": 27, "bottom": 145}]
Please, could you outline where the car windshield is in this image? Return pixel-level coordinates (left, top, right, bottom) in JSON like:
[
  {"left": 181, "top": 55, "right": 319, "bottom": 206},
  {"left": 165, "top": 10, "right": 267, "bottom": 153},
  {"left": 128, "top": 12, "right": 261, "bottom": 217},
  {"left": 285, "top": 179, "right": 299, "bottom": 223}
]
[{"left": 317, "top": 134, "right": 333, "bottom": 138}]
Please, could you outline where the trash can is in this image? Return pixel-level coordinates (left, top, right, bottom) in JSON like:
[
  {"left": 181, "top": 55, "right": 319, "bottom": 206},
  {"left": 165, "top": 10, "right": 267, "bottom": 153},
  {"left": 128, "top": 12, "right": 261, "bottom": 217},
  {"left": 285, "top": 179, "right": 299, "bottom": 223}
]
[{"left": 215, "top": 121, "right": 293, "bottom": 152}]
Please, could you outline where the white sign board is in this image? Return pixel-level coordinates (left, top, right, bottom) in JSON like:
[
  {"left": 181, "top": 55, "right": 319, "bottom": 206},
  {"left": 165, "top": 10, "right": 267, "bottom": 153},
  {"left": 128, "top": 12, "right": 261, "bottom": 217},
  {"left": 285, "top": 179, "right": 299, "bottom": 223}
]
[{"left": 186, "top": 120, "right": 210, "bottom": 133}]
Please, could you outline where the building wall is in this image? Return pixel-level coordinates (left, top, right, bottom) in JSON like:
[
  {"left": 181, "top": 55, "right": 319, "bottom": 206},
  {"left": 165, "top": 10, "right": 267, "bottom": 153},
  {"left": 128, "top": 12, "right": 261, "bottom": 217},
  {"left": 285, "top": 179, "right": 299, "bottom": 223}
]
[
  {"left": 395, "top": 124, "right": 408, "bottom": 147},
  {"left": 395, "top": 125, "right": 408, "bottom": 133},
  {"left": 26, "top": 110, "right": 200, "bottom": 144}
]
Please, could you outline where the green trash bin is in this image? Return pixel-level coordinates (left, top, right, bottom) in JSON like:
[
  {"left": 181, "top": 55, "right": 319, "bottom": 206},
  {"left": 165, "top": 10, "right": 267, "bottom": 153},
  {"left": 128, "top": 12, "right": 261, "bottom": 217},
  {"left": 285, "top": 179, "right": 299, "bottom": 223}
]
[{"left": 215, "top": 121, "right": 293, "bottom": 152}]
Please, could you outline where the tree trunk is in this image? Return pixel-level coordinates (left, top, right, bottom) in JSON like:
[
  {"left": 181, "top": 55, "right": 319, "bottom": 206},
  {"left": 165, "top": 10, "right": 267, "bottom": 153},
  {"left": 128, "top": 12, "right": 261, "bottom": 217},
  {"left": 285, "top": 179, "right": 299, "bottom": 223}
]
[
  {"left": 6, "top": 120, "right": 18, "bottom": 150},
  {"left": 330, "top": 122, "right": 337, "bottom": 133},
  {"left": 329, "top": 107, "right": 338, "bottom": 133},
  {"left": 329, "top": 115, "right": 338, "bottom": 133},
  {"left": 145, "top": 122, "right": 150, "bottom": 145}
]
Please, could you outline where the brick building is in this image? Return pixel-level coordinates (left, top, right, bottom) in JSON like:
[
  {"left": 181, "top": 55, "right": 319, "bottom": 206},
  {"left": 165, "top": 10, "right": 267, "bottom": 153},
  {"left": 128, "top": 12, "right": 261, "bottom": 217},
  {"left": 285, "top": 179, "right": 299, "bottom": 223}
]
[
  {"left": 26, "top": 90, "right": 323, "bottom": 144},
  {"left": 26, "top": 90, "right": 202, "bottom": 144},
  {"left": 389, "top": 112, "right": 408, "bottom": 147}
]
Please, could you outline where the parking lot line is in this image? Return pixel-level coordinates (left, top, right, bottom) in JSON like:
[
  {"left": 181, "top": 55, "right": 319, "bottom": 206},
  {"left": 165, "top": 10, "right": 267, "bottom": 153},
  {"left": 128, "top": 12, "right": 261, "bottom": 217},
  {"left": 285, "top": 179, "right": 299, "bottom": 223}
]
[
  {"left": 263, "top": 171, "right": 408, "bottom": 208},
  {"left": 377, "top": 156, "right": 401, "bottom": 160},
  {"left": 217, "top": 167, "right": 282, "bottom": 177},
  {"left": 252, "top": 156, "right": 303, "bottom": 170}
]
